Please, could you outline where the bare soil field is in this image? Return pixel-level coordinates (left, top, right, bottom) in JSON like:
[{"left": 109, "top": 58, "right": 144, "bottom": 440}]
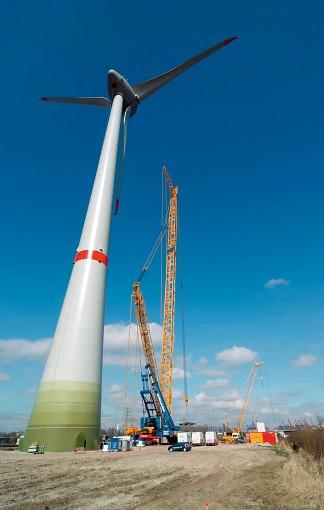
[{"left": 0, "top": 444, "right": 301, "bottom": 510}]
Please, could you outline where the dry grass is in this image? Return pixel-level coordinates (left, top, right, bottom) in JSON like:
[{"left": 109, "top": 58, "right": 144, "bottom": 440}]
[
  {"left": 282, "top": 452, "right": 324, "bottom": 510},
  {"left": 289, "top": 428, "right": 324, "bottom": 461},
  {"left": 279, "top": 427, "right": 324, "bottom": 508}
]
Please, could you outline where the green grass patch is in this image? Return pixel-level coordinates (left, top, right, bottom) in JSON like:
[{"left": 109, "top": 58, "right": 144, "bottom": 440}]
[{"left": 272, "top": 445, "right": 290, "bottom": 458}]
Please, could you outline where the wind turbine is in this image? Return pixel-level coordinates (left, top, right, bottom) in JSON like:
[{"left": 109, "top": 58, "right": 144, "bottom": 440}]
[{"left": 22, "top": 36, "right": 237, "bottom": 452}]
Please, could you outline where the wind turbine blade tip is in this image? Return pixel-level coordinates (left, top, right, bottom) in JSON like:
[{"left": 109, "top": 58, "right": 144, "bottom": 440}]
[
  {"left": 41, "top": 97, "right": 48, "bottom": 101},
  {"left": 223, "top": 36, "right": 238, "bottom": 46}
]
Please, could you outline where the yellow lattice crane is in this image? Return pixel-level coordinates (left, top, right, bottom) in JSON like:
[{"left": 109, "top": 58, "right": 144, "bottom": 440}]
[
  {"left": 133, "top": 282, "right": 158, "bottom": 376},
  {"left": 132, "top": 282, "right": 162, "bottom": 416},
  {"left": 237, "top": 361, "right": 264, "bottom": 433},
  {"left": 222, "top": 361, "right": 264, "bottom": 444},
  {"left": 131, "top": 166, "right": 186, "bottom": 422},
  {"left": 159, "top": 166, "right": 179, "bottom": 414}
]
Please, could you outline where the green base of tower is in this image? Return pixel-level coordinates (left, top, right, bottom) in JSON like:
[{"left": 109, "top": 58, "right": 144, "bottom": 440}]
[{"left": 20, "top": 381, "right": 101, "bottom": 452}]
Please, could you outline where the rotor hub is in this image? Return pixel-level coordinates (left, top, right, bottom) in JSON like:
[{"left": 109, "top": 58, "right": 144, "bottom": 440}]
[{"left": 108, "top": 70, "right": 138, "bottom": 116}]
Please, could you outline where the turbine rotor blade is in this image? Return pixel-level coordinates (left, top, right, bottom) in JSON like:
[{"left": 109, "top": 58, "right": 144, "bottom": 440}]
[
  {"left": 114, "top": 105, "right": 131, "bottom": 215},
  {"left": 41, "top": 97, "right": 111, "bottom": 107},
  {"left": 133, "top": 36, "right": 237, "bottom": 101}
]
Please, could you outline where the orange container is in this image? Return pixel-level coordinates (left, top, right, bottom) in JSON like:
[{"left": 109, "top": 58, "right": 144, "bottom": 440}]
[{"left": 249, "top": 432, "right": 264, "bottom": 444}]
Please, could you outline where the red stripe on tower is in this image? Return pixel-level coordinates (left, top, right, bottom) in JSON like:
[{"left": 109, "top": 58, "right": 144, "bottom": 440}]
[{"left": 73, "top": 250, "right": 108, "bottom": 265}]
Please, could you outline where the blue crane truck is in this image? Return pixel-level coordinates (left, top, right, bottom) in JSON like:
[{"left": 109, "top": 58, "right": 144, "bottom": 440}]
[{"left": 139, "top": 363, "right": 179, "bottom": 444}]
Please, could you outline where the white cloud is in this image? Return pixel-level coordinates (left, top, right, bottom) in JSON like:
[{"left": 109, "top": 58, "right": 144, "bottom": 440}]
[
  {"left": 103, "top": 322, "right": 162, "bottom": 366},
  {"left": 293, "top": 354, "right": 317, "bottom": 368},
  {"left": 106, "top": 383, "right": 126, "bottom": 407},
  {"left": 220, "top": 389, "right": 241, "bottom": 401},
  {"left": 197, "top": 357, "right": 208, "bottom": 367},
  {"left": 103, "top": 323, "right": 161, "bottom": 353},
  {"left": 172, "top": 388, "right": 184, "bottom": 400},
  {"left": 202, "top": 378, "right": 229, "bottom": 389},
  {"left": 0, "top": 412, "right": 29, "bottom": 432},
  {"left": 0, "top": 373, "right": 10, "bottom": 381},
  {"left": 0, "top": 338, "right": 51, "bottom": 362},
  {"left": 24, "top": 387, "right": 37, "bottom": 396},
  {"left": 102, "top": 353, "right": 138, "bottom": 367},
  {"left": 0, "top": 322, "right": 162, "bottom": 367},
  {"left": 195, "top": 357, "right": 226, "bottom": 377},
  {"left": 193, "top": 391, "right": 243, "bottom": 411},
  {"left": 264, "top": 278, "right": 289, "bottom": 289},
  {"left": 173, "top": 367, "right": 191, "bottom": 380},
  {"left": 110, "top": 383, "right": 124, "bottom": 393},
  {"left": 216, "top": 346, "right": 257, "bottom": 366}
]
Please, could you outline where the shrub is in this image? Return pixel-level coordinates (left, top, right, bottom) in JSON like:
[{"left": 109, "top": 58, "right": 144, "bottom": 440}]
[
  {"left": 288, "top": 428, "right": 324, "bottom": 461},
  {"left": 282, "top": 451, "right": 324, "bottom": 509}
]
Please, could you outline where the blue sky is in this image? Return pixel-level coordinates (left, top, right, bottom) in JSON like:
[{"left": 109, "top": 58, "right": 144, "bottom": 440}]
[{"left": 1, "top": 0, "right": 324, "bottom": 431}]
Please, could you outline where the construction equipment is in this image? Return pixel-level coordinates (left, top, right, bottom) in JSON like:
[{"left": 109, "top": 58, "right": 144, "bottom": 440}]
[
  {"left": 140, "top": 363, "right": 179, "bottom": 441},
  {"left": 131, "top": 279, "right": 179, "bottom": 442},
  {"left": 128, "top": 167, "right": 183, "bottom": 442},
  {"left": 132, "top": 283, "right": 158, "bottom": 376},
  {"left": 221, "top": 430, "right": 241, "bottom": 445},
  {"left": 237, "top": 361, "right": 264, "bottom": 434},
  {"left": 159, "top": 166, "right": 179, "bottom": 413},
  {"left": 221, "top": 361, "right": 264, "bottom": 444},
  {"left": 27, "top": 442, "right": 45, "bottom": 454}
]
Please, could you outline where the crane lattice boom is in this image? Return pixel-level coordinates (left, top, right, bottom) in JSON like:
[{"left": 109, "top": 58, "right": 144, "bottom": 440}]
[
  {"left": 132, "top": 282, "right": 161, "bottom": 415},
  {"left": 159, "top": 166, "right": 178, "bottom": 414},
  {"left": 237, "top": 361, "right": 264, "bottom": 433}
]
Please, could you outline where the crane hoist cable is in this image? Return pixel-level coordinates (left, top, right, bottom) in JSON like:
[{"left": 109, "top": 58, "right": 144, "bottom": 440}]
[
  {"left": 130, "top": 184, "right": 170, "bottom": 420},
  {"left": 160, "top": 169, "right": 166, "bottom": 327},
  {"left": 136, "top": 206, "right": 169, "bottom": 283},
  {"left": 131, "top": 322, "right": 141, "bottom": 426},
  {"left": 177, "top": 204, "right": 189, "bottom": 409},
  {"left": 260, "top": 363, "right": 276, "bottom": 427},
  {"left": 123, "top": 293, "right": 133, "bottom": 429},
  {"left": 180, "top": 282, "right": 189, "bottom": 408}
]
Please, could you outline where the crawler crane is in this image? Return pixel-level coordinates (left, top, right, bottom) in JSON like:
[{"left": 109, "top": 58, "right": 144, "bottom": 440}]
[
  {"left": 127, "top": 167, "right": 182, "bottom": 442},
  {"left": 222, "top": 361, "right": 264, "bottom": 444},
  {"left": 131, "top": 283, "right": 179, "bottom": 442}
]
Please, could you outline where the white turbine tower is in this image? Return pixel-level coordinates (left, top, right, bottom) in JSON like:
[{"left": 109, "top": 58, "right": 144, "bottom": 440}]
[{"left": 22, "top": 36, "right": 237, "bottom": 452}]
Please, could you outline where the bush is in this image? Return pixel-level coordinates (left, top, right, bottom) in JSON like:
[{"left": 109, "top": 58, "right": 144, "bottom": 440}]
[
  {"left": 288, "top": 428, "right": 324, "bottom": 461},
  {"left": 282, "top": 452, "right": 324, "bottom": 509}
]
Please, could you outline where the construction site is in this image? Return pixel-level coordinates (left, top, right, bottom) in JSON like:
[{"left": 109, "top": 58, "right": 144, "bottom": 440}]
[
  {"left": 3, "top": 166, "right": 322, "bottom": 510},
  {"left": 95, "top": 167, "right": 276, "bottom": 451},
  {"left": 2, "top": 2, "right": 324, "bottom": 509},
  {"left": 1, "top": 445, "right": 292, "bottom": 510}
]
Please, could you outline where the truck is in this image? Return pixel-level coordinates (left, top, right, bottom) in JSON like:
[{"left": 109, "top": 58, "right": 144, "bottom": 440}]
[
  {"left": 177, "top": 432, "right": 192, "bottom": 443},
  {"left": 139, "top": 429, "right": 160, "bottom": 446},
  {"left": 191, "top": 431, "right": 205, "bottom": 446},
  {"left": 205, "top": 431, "right": 218, "bottom": 446}
]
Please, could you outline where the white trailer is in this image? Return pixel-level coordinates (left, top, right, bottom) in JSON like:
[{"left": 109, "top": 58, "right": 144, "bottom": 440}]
[
  {"left": 192, "top": 432, "right": 205, "bottom": 446},
  {"left": 177, "top": 432, "right": 192, "bottom": 443},
  {"left": 205, "top": 431, "right": 218, "bottom": 446}
]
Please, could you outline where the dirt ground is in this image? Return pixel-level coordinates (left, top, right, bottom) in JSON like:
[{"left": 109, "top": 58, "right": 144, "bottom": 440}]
[{"left": 0, "top": 444, "right": 293, "bottom": 510}]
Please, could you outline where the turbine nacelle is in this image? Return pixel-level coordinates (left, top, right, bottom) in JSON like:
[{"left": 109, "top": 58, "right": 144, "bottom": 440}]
[{"left": 108, "top": 70, "right": 138, "bottom": 116}]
